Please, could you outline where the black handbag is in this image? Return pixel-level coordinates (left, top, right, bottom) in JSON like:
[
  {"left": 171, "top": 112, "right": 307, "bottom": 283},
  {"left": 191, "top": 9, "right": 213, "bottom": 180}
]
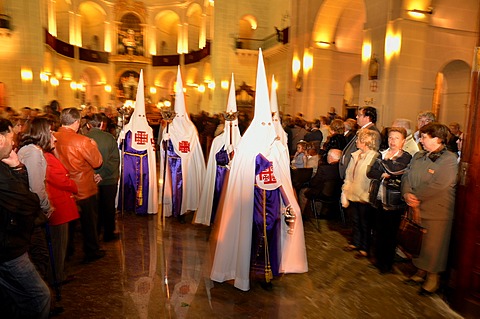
[{"left": 397, "top": 209, "right": 427, "bottom": 258}]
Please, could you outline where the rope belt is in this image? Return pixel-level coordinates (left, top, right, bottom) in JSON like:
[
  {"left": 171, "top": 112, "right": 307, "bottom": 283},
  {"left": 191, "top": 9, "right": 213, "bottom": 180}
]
[{"left": 125, "top": 151, "right": 147, "bottom": 206}]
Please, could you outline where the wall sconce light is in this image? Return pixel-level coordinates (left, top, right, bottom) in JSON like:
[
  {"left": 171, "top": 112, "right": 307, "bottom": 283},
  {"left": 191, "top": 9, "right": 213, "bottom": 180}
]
[
  {"left": 303, "top": 51, "right": 313, "bottom": 73},
  {"left": 316, "top": 41, "right": 335, "bottom": 48},
  {"left": 292, "top": 57, "right": 301, "bottom": 76},
  {"left": 21, "top": 69, "right": 33, "bottom": 81},
  {"left": 105, "top": 85, "right": 112, "bottom": 93},
  {"left": 49, "top": 77, "right": 59, "bottom": 87},
  {"left": 149, "top": 86, "right": 156, "bottom": 94},
  {"left": 207, "top": 81, "right": 215, "bottom": 90},
  {"left": 198, "top": 84, "right": 206, "bottom": 93},
  {"left": 221, "top": 80, "right": 229, "bottom": 90},
  {"left": 407, "top": 8, "right": 433, "bottom": 18}
]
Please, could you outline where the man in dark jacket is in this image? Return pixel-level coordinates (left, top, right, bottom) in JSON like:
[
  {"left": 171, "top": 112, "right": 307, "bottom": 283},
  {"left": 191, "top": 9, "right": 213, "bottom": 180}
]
[
  {"left": 298, "top": 149, "right": 342, "bottom": 215},
  {"left": 0, "top": 118, "right": 51, "bottom": 318},
  {"left": 339, "top": 106, "right": 381, "bottom": 179},
  {"left": 87, "top": 114, "right": 120, "bottom": 242}
]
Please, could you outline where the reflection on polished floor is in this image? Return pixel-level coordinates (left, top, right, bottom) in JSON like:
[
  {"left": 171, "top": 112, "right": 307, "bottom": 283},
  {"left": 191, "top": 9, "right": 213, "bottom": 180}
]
[{"left": 57, "top": 212, "right": 462, "bottom": 319}]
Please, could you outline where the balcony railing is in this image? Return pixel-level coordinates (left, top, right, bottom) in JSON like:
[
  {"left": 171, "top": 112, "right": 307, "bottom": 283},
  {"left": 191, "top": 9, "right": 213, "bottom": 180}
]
[{"left": 235, "top": 27, "right": 289, "bottom": 51}]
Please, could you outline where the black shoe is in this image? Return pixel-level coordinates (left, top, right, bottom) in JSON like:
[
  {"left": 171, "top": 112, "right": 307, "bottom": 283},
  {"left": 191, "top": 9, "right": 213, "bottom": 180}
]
[
  {"left": 83, "top": 250, "right": 106, "bottom": 264},
  {"left": 259, "top": 280, "right": 273, "bottom": 291},
  {"left": 177, "top": 215, "right": 186, "bottom": 224},
  {"left": 418, "top": 287, "right": 436, "bottom": 296},
  {"left": 49, "top": 306, "right": 64, "bottom": 317},
  {"left": 104, "top": 233, "right": 120, "bottom": 242}
]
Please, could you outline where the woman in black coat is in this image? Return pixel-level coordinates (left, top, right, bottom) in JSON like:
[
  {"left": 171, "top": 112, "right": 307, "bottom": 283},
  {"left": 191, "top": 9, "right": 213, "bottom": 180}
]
[{"left": 367, "top": 127, "right": 412, "bottom": 274}]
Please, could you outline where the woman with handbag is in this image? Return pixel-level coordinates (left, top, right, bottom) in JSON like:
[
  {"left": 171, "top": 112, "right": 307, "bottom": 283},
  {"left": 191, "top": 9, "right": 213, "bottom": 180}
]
[
  {"left": 401, "top": 123, "right": 458, "bottom": 295},
  {"left": 367, "top": 127, "right": 412, "bottom": 274},
  {"left": 341, "top": 128, "right": 380, "bottom": 259}
]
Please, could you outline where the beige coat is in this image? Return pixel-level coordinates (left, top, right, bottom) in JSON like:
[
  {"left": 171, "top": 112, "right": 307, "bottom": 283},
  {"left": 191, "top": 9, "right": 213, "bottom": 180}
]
[{"left": 342, "top": 149, "right": 378, "bottom": 203}]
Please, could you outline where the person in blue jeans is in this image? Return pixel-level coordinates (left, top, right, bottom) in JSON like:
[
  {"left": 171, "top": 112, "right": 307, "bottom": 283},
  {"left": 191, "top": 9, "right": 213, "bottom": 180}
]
[{"left": 0, "top": 118, "right": 51, "bottom": 318}]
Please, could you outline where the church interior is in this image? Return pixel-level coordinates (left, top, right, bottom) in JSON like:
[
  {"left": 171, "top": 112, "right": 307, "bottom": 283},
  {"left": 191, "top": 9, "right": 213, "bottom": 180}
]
[{"left": 1, "top": 0, "right": 480, "bottom": 318}]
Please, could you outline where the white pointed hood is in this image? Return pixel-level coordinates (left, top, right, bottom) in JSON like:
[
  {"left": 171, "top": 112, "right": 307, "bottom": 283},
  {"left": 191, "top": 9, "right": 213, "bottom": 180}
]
[
  {"left": 238, "top": 49, "right": 277, "bottom": 155},
  {"left": 270, "top": 75, "right": 288, "bottom": 147},
  {"left": 122, "top": 69, "right": 150, "bottom": 150},
  {"left": 222, "top": 73, "right": 242, "bottom": 148}
]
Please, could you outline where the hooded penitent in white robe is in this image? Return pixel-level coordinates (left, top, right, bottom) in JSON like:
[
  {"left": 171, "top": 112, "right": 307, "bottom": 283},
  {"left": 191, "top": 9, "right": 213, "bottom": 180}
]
[
  {"left": 210, "top": 49, "right": 308, "bottom": 291},
  {"left": 194, "top": 74, "right": 242, "bottom": 226},
  {"left": 118, "top": 69, "right": 158, "bottom": 215},
  {"left": 160, "top": 66, "right": 206, "bottom": 217},
  {"left": 270, "top": 74, "right": 290, "bottom": 169}
]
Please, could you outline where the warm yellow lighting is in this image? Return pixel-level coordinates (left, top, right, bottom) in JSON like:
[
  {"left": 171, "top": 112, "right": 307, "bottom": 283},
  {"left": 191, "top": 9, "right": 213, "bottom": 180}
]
[
  {"left": 362, "top": 42, "right": 372, "bottom": 62},
  {"left": 183, "top": 88, "right": 187, "bottom": 93},
  {"left": 77, "top": 83, "right": 85, "bottom": 91},
  {"left": 70, "top": 81, "right": 77, "bottom": 90},
  {"left": 385, "top": 31, "right": 401, "bottom": 60},
  {"left": 316, "top": 41, "right": 331, "bottom": 48},
  {"left": 207, "top": 81, "right": 215, "bottom": 89},
  {"left": 292, "top": 57, "right": 301, "bottom": 76},
  {"left": 272, "top": 79, "right": 278, "bottom": 91},
  {"left": 407, "top": 8, "right": 433, "bottom": 18},
  {"left": 105, "top": 85, "right": 112, "bottom": 93},
  {"left": 40, "top": 73, "right": 49, "bottom": 82},
  {"left": 21, "top": 69, "right": 33, "bottom": 81},
  {"left": 150, "top": 87, "right": 157, "bottom": 94},
  {"left": 50, "top": 77, "right": 59, "bottom": 86},
  {"left": 303, "top": 51, "right": 313, "bottom": 73},
  {"left": 243, "top": 15, "right": 257, "bottom": 30},
  {"left": 124, "top": 100, "right": 135, "bottom": 109},
  {"left": 198, "top": 84, "right": 206, "bottom": 93},
  {"left": 164, "top": 100, "right": 171, "bottom": 107},
  {"left": 63, "top": 76, "right": 72, "bottom": 81},
  {"left": 221, "top": 80, "right": 229, "bottom": 90}
]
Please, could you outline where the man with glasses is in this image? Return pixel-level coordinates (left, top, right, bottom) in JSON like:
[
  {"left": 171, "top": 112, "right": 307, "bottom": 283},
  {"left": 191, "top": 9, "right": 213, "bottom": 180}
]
[{"left": 339, "top": 106, "right": 380, "bottom": 179}]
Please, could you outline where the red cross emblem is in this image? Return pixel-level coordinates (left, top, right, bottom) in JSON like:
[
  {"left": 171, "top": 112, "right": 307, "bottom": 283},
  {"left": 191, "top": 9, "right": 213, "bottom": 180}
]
[
  {"left": 259, "top": 164, "right": 277, "bottom": 184},
  {"left": 134, "top": 131, "right": 148, "bottom": 145},
  {"left": 179, "top": 141, "right": 190, "bottom": 153}
]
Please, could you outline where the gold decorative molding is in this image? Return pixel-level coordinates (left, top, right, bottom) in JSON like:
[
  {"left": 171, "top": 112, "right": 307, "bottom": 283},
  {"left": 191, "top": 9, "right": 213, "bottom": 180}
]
[{"left": 114, "top": 0, "right": 147, "bottom": 22}]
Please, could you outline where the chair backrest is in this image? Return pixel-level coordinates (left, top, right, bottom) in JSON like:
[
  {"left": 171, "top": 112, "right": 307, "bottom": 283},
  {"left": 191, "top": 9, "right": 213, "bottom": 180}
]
[{"left": 320, "top": 179, "right": 342, "bottom": 200}]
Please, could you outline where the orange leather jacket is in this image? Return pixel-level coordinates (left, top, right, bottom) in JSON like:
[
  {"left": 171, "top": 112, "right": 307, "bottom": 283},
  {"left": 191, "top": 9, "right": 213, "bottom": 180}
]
[{"left": 54, "top": 127, "right": 103, "bottom": 200}]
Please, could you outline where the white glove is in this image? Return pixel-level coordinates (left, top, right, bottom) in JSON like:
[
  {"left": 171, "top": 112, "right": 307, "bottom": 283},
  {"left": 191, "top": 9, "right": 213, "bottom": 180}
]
[{"left": 341, "top": 192, "right": 349, "bottom": 208}]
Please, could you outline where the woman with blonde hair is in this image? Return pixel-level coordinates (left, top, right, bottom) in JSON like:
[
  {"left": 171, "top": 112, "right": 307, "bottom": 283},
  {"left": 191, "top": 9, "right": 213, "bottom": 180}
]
[{"left": 341, "top": 128, "right": 380, "bottom": 259}]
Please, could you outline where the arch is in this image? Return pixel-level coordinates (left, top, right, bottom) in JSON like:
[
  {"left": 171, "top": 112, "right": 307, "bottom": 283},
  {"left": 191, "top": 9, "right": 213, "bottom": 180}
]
[
  {"left": 312, "top": 0, "right": 366, "bottom": 52},
  {"left": 187, "top": 3, "right": 203, "bottom": 51},
  {"left": 154, "top": 70, "right": 176, "bottom": 98},
  {"left": 186, "top": 67, "right": 199, "bottom": 86},
  {"left": 436, "top": 59, "right": 471, "bottom": 129},
  {"left": 55, "top": 0, "right": 72, "bottom": 42},
  {"left": 154, "top": 10, "right": 180, "bottom": 55},
  {"left": 79, "top": 1, "right": 107, "bottom": 50},
  {"left": 79, "top": 66, "right": 105, "bottom": 107},
  {"left": 238, "top": 14, "right": 258, "bottom": 50}
]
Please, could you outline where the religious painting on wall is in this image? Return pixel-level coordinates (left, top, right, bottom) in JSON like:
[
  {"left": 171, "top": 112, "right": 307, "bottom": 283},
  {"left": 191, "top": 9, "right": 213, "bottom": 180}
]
[
  {"left": 117, "top": 13, "right": 144, "bottom": 56},
  {"left": 117, "top": 71, "right": 140, "bottom": 101}
]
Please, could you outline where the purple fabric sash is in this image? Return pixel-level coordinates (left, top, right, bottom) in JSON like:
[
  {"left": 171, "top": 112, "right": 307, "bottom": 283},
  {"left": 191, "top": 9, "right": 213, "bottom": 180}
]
[
  {"left": 118, "top": 131, "right": 150, "bottom": 215},
  {"left": 167, "top": 140, "right": 183, "bottom": 217},
  {"left": 210, "top": 147, "right": 229, "bottom": 224},
  {"left": 251, "top": 154, "right": 281, "bottom": 276}
]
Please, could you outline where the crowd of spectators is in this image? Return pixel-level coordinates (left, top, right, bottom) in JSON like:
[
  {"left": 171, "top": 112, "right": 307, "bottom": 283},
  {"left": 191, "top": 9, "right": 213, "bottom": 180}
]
[{"left": 0, "top": 100, "right": 464, "bottom": 316}]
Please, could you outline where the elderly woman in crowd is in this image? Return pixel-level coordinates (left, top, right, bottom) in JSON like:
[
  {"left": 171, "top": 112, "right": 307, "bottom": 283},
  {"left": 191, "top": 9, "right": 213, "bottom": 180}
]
[
  {"left": 368, "top": 127, "right": 412, "bottom": 274},
  {"left": 322, "top": 118, "right": 347, "bottom": 162},
  {"left": 341, "top": 128, "right": 381, "bottom": 259},
  {"left": 402, "top": 123, "right": 458, "bottom": 295}
]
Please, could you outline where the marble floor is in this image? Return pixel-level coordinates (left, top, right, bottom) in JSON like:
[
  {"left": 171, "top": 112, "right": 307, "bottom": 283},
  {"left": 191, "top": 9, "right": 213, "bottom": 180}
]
[{"left": 55, "top": 212, "right": 464, "bottom": 319}]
